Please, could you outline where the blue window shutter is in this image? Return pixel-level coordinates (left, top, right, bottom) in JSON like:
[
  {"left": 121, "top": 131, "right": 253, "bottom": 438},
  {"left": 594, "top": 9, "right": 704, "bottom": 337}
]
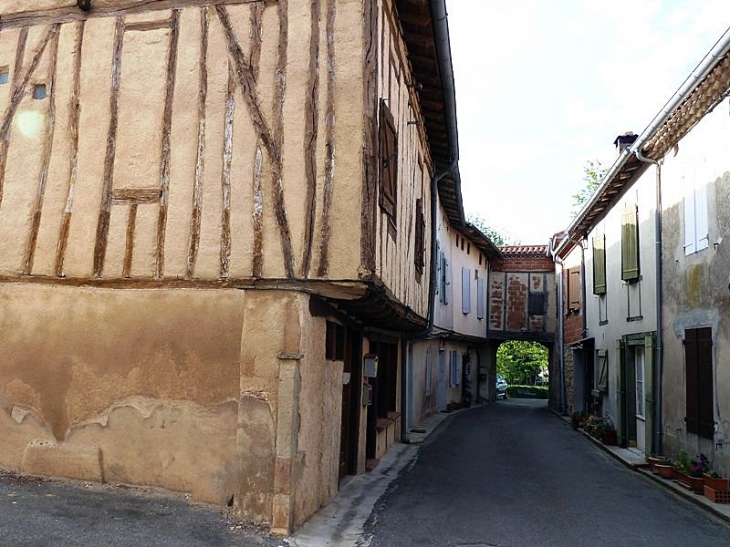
[
  {"left": 462, "top": 267, "right": 471, "bottom": 314},
  {"left": 477, "top": 278, "right": 485, "bottom": 319}
]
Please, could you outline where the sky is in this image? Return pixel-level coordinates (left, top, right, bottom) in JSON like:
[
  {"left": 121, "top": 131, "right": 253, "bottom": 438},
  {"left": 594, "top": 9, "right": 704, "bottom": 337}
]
[{"left": 448, "top": 0, "right": 730, "bottom": 244}]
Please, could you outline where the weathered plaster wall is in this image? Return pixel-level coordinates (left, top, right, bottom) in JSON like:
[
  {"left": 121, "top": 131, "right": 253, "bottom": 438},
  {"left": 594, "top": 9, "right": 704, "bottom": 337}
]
[
  {"left": 410, "top": 340, "right": 439, "bottom": 426},
  {"left": 659, "top": 100, "right": 730, "bottom": 472},
  {"left": 0, "top": 283, "right": 243, "bottom": 505},
  {"left": 583, "top": 167, "right": 657, "bottom": 425}
]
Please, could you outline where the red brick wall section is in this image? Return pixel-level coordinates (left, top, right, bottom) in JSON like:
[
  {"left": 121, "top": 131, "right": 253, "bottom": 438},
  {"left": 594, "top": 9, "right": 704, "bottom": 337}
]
[
  {"left": 506, "top": 276, "right": 527, "bottom": 331},
  {"left": 492, "top": 255, "right": 554, "bottom": 272}
]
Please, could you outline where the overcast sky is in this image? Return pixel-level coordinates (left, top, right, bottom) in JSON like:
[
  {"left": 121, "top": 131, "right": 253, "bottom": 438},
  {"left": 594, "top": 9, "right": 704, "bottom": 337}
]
[{"left": 448, "top": 0, "right": 730, "bottom": 244}]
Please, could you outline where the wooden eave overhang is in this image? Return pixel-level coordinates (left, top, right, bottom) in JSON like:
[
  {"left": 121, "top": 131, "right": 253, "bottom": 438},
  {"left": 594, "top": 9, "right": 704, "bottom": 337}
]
[
  {"left": 461, "top": 224, "right": 503, "bottom": 260},
  {"left": 396, "top": 0, "right": 465, "bottom": 228}
]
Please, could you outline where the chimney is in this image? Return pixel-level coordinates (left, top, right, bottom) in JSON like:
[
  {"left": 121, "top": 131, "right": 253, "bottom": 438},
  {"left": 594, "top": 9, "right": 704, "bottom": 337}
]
[{"left": 614, "top": 131, "right": 638, "bottom": 156}]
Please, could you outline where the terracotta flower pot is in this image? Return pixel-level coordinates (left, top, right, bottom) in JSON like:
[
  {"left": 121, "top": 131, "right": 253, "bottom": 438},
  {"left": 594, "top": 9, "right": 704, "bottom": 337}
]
[
  {"left": 601, "top": 431, "right": 618, "bottom": 446},
  {"left": 655, "top": 464, "right": 674, "bottom": 479},
  {"left": 704, "top": 474, "right": 729, "bottom": 492},
  {"left": 675, "top": 471, "right": 704, "bottom": 494},
  {"left": 646, "top": 456, "right": 662, "bottom": 474}
]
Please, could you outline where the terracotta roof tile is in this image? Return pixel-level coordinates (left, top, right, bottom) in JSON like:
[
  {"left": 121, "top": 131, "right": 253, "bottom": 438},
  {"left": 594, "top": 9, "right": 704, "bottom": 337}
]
[{"left": 499, "top": 245, "right": 549, "bottom": 257}]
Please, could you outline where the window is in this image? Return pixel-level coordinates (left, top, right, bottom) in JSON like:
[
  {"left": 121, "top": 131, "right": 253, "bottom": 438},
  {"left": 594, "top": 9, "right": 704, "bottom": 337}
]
[
  {"left": 685, "top": 327, "right": 714, "bottom": 439},
  {"left": 32, "top": 83, "right": 47, "bottom": 100},
  {"left": 635, "top": 346, "right": 644, "bottom": 417},
  {"left": 0, "top": 67, "right": 9, "bottom": 85},
  {"left": 621, "top": 205, "right": 639, "bottom": 281},
  {"left": 596, "top": 349, "right": 608, "bottom": 393},
  {"left": 684, "top": 174, "right": 709, "bottom": 256},
  {"left": 378, "top": 100, "right": 397, "bottom": 222},
  {"left": 414, "top": 198, "right": 425, "bottom": 276},
  {"left": 372, "top": 341, "right": 398, "bottom": 419},
  {"left": 529, "top": 292, "right": 545, "bottom": 316},
  {"left": 449, "top": 349, "right": 460, "bottom": 387},
  {"left": 425, "top": 349, "right": 432, "bottom": 396},
  {"left": 567, "top": 268, "right": 581, "bottom": 312},
  {"left": 440, "top": 253, "right": 450, "bottom": 304},
  {"left": 476, "top": 277, "right": 485, "bottom": 320},
  {"left": 461, "top": 267, "right": 471, "bottom": 314},
  {"left": 593, "top": 234, "right": 606, "bottom": 295},
  {"left": 325, "top": 321, "right": 345, "bottom": 361}
]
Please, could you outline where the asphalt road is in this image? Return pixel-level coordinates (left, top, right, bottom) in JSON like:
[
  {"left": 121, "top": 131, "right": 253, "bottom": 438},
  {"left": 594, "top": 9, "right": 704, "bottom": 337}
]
[
  {"left": 0, "top": 473, "right": 281, "bottom": 547},
  {"left": 367, "top": 399, "right": 730, "bottom": 547}
]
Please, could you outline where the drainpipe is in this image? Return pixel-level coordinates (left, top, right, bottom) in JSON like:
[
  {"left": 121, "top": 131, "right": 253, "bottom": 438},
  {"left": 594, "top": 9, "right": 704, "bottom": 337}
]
[
  {"left": 550, "top": 238, "right": 567, "bottom": 415},
  {"left": 636, "top": 149, "right": 664, "bottom": 456}
]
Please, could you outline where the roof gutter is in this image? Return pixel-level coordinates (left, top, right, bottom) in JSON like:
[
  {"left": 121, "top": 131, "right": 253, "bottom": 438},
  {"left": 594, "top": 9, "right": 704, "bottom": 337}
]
[
  {"left": 630, "top": 25, "right": 730, "bottom": 158},
  {"left": 429, "top": 0, "right": 465, "bottom": 226}
]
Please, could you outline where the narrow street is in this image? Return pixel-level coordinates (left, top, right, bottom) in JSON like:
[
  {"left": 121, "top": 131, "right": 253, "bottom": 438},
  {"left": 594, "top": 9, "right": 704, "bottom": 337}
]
[{"left": 367, "top": 400, "right": 730, "bottom": 547}]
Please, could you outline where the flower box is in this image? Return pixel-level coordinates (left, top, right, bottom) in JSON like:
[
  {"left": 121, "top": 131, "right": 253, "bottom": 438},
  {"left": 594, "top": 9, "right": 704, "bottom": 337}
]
[
  {"left": 703, "top": 474, "right": 729, "bottom": 492},
  {"left": 674, "top": 471, "right": 704, "bottom": 494},
  {"left": 655, "top": 463, "right": 674, "bottom": 479}
]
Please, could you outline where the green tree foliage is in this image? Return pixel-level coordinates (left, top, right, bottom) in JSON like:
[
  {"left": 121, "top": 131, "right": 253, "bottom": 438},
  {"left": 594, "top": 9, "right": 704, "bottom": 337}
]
[
  {"left": 466, "top": 213, "right": 518, "bottom": 246},
  {"left": 571, "top": 160, "right": 608, "bottom": 218},
  {"left": 496, "top": 341, "right": 548, "bottom": 385}
]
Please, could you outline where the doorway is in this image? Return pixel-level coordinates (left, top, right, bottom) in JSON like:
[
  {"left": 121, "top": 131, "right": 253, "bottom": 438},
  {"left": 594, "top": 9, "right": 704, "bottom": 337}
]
[
  {"left": 338, "top": 329, "right": 362, "bottom": 481},
  {"left": 438, "top": 349, "right": 446, "bottom": 412}
]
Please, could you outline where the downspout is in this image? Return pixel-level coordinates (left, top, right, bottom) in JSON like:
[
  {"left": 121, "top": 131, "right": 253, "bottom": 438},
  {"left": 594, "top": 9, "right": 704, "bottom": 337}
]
[
  {"left": 550, "top": 239, "right": 567, "bottom": 415},
  {"left": 636, "top": 149, "right": 663, "bottom": 456}
]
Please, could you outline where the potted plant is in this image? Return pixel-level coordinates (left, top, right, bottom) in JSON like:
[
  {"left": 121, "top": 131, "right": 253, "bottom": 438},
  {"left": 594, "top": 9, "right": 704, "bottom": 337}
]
[
  {"left": 673, "top": 451, "right": 705, "bottom": 494},
  {"left": 655, "top": 457, "right": 674, "bottom": 479},
  {"left": 646, "top": 454, "right": 663, "bottom": 474},
  {"left": 571, "top": 411, "right": 587, "bottom": 430},
  {"left": 600, "top": 419, "right": 617, "bottom": 446},
  {"left": 704, "top": 469, "right": 729, "bottom": 493}
]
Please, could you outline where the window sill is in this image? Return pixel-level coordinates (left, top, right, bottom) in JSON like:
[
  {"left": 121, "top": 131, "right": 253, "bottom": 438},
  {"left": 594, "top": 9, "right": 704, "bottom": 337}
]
[
  {"left": 626, "top": 315, "right": 643, "bottom": 322},
  {"left": 599, "top": 320, "right": 609, "bottom": 326}
]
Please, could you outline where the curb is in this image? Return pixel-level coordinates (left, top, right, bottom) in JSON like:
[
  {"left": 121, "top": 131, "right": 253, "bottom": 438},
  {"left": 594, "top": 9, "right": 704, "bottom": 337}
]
[{"left": 550, "top": 408, "right": 730, "bottom": 527}]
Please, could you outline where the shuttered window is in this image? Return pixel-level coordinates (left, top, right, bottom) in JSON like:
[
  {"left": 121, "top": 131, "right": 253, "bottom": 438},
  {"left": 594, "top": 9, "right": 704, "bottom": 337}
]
[
  {"left": 476, "top": 277, "right": 485, "bottom": 320},
  {"left": 414, "top": 199, "right": 425, "bottom": 276},
  {"left": 378, "top": 100, "right": 398, "bottom": 222},
  {"left": 685, "top": 327, "right": 714, "bottom": 439},
  {"left": 440, "top": 254, "right": 450, "bottom": 304},
  {"left": 684, "top": 170, "right": 709, "bottom": 256},
  {"left": 567, "top": 268, "right": 581, "bottom": 311},
  {"left": 593, "top": 234, "right": 606, "bottom": 295},
  {"left": 621, "top": 205, "right": 640, "bottom": 281},
  {"left": 462, "top": 267, "right": 471, "bottom": 314},
  {"left": 449, "top": 349, "right": 458, "bottom": 387},
  {"left": 597, "top": 349, "right": 608, "bottom": 393}
]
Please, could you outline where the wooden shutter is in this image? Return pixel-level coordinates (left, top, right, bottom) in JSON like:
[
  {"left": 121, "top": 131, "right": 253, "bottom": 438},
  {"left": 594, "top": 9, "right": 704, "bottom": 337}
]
[
  {"left": 697, "top": 328, "right": 714, "bottom": 438},
  {"left": 593, "top": 234, "right": 606, "bottom": 295},
  {"left": 685, "top": 329, "right": 700, "bottom": 435},
  {"left": 462, "top": 267, "right": 471, "bottom": 314},
  {"left": 378, "top": 100, "right": 397, "bottom": 220},
  {"left": 443, "top": 258, "right": 450, "bottom": 304},
  {"left": 621, "top": 206, "right": 639, "bottom": 281},
  {"left": 568, "top": 268, "right": 581, "bottom": 310},
  {"left": 529, "top": 292, "right": 545, "bottom": 316},
  {"left": 477, "top": 277, "right": 485, "bottom": 319},
  {"left": 696, "top": 182, "right": 709, "bottom": 252},
  {"left": 684, "top": 184, "right": 697, "bottom": 255},
  {"left": 414, "top": 199, "right": 425, "bottom": 275},
  {"left": 597, "top": 349, "right": 608, "bottom": 392}
]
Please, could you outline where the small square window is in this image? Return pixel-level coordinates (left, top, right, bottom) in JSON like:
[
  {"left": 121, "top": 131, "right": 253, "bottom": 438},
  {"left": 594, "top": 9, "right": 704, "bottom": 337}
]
[
  {"left": 0, "top": 68, "right": 9, "bottom": 85},
  {"left": 33, "top": 84, "right": 47, "bottom": 100}
]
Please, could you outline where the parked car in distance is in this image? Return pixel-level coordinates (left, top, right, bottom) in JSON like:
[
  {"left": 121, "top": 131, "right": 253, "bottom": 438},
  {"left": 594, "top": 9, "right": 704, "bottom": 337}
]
[{"left": 496, "top": 374, "right": 508, "bottom": 399}]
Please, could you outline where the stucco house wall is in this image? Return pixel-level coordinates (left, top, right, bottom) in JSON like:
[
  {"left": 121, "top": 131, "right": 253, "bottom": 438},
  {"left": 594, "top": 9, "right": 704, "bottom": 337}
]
[{"left": 659, "top": 97, "right": 730, "bottom": 473}]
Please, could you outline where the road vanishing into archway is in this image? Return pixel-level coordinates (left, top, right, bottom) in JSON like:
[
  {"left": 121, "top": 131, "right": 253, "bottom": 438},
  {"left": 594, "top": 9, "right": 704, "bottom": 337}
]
[{"left": 367, "top": 399, "right": 730, "bottom": 547}]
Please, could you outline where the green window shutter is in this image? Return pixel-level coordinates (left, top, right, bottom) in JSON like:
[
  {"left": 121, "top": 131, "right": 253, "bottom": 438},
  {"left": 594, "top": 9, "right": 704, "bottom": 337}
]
[
  {"left": 644, "top": 333, "right": 654, "bottom": 454},
  {"left": 593, "top": 234, "right": 606, "bottom": 295},
  {"left": 621, "top": 206, "right": 639, "bottom": 281},
  {"left": 597, "top": 349, "right": 608, "bottom": 393}
]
